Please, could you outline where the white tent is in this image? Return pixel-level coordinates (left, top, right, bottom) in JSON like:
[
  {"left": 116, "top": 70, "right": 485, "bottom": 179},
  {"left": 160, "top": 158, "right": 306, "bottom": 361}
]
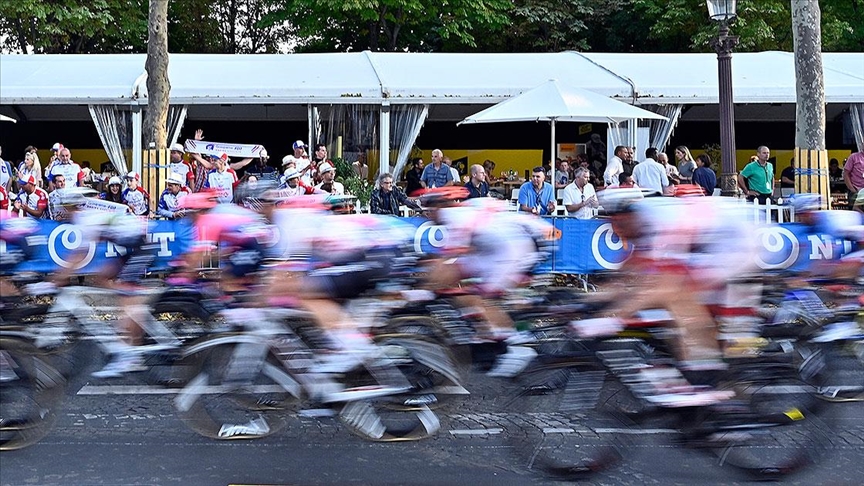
[
  {"left": 459, "top": 79, "right": 666, "bottom": 192},
  {"left": 0, "top": 114, "right": 16, "bottom": 123}
]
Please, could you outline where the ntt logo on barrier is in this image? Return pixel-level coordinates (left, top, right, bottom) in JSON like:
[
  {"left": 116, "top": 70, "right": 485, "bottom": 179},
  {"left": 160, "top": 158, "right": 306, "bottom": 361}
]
[
  {"left": 754, "top": 226, "right": 800, "bottom": 270},
  {"left": 47, "top": 224, "right": 97, "bottom": 269},
  {"left": 590, "top": 223, "right": 633, "bottom": 270},
  {"left": 413, "top": 221, "right": 448, "bottom": 254}
]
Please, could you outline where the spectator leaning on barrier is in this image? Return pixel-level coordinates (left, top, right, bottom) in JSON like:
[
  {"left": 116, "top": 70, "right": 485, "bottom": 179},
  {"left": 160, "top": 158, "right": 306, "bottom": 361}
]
[
  {"left": 100, "top": 176, "right": 124, "bottom": 204},
  {"left": 562, "top": 167, "right": 598, "bottom": 219},
  {"left": 518, "top": 166, "right": 556, "bottom": 216},
  {"left": 47, "top": 173, "right": 69, "bottom": 221},
  {"left": 738, "top": 146, "right": 774, "bottom": 204},
  {"left": 843, "top": 146, "right": 864, "bottom": 209},
  {"left": 157, "top": 174, "right": 189, "bottom": 219},
  {"left": 464, "top": 164, "right": 490, "bottom": 199},
  {"left": 370, "top": 172, "right": 421, "bottom": 216},
  {"left": 122, "top": 172, "right": 150, "bottom": 216},
  {"left": 13, "top": 175, "right": 48, "bottom": 219},
  {"left": 420, "top": 149, "right": 454, "bottom": 189}
]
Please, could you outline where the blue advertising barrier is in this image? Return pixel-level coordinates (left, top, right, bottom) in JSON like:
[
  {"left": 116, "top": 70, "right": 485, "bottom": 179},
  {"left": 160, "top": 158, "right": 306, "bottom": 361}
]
[
  {"left": 1, "top": 217, "right": 856, "bottom": 275},
  {"left": 5, "top": 219, "right": 193, "bottom": 274}
]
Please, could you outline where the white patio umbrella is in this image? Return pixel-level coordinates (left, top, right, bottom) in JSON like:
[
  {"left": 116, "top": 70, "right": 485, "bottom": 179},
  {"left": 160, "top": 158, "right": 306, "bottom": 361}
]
[
  {"left": 458, "top": 79, "right": 667, "bottom": 192},
  {"left": 0, "top": 114, "right": 17, "bottom": 123}
]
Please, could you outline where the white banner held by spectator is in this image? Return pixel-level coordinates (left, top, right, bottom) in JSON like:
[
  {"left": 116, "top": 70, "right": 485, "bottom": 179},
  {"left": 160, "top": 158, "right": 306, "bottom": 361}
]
[
  {"left": 183, "top": 140, "right": 265, "bottom": 158},
  {"left": 84, "top": 198, "right": 129, "bottom": 213}
]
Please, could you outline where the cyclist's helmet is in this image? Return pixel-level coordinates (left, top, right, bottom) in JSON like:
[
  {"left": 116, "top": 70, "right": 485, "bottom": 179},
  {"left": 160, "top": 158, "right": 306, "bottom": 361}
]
[
  {"left": 58, "top": 187, "right": 98, "bottom": 207},
  {"left": 598, "top": 187, "right": 644, "bottom": 214},
  {"left": 672, "top": 184, "right": 705, "bottom": 198},
  {"left": 788, "top": 193, "right": 822, "bottom": 213},
  {"left": 418, "top": 186, "right": 469, "bottom": 208},
  {"left": 180, "top": 189, "right": 220, "bottom": 210},
  {"left": 323, "top": 194, "right": 357, "bottom": 214}
]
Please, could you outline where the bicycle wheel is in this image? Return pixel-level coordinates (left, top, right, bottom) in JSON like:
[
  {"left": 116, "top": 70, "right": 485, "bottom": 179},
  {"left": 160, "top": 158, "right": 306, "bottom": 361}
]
[
  {"left": 500, "top": 362, "right": 628, "bottom": 481},
  {"left": 697, "top": 373, "right": 827, "bottom": 479},
  {"left": 0, "top": 337, "right": 67, "bottom": 451},
  {"left": 172, "top": 334, "right": 301, "bottom": 440},
  {"left": 337, "top": 334, "right": 461, "bottom": 442}
]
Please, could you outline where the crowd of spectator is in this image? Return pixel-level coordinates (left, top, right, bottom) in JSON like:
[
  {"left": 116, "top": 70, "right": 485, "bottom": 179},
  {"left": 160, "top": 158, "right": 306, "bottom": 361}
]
[{"left": 3, "top": 133, "right": 862, "bottom": 221}]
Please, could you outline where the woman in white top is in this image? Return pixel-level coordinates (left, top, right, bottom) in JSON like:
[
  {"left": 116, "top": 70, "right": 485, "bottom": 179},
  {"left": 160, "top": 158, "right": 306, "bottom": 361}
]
[
  {"left": 17, "top": 152, "right": 42, "bottom": 188},
  {"left": 674, "top": 146, "right": 698, "bottom": 183}
]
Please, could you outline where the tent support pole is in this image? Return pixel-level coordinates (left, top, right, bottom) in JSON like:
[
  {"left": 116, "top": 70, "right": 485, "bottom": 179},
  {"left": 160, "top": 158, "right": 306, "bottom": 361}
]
[
  {"left": 132, "top": 106, "right": 143, "bottom": 176},
  {"left": 380, "top": 103, "right": 390, "bottom": 176},
  {"left": 550, "top": 119, "right": 556, "bottom": 197}
]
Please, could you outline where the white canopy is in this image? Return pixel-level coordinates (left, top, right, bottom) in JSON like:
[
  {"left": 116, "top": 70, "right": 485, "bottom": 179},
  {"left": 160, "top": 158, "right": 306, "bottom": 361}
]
[
  {"left": 458, "top": 79, "right": 667, "bottom": 125},
  {"left": 459, "top": 79, "right": 667, "bottom": 189}
]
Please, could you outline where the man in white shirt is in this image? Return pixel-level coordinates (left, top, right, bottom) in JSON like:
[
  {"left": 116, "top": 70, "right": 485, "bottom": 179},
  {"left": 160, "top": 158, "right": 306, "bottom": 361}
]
[
  {"left": 443, "top": 157, "right": 460, "bottom": 184},
  {"left": 603, "top": 146, "right": 627, "bottom": 187},
  {"left": 632, "top": 147, "right": 670, "bottom": 195},
  {"left": 561, "top": 168, "right": 598, "bottom": 219}
]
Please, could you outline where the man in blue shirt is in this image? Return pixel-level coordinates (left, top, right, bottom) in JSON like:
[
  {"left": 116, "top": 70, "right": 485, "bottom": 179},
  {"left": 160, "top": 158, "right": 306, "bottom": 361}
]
[
  {"left": 518, "top": 166, "right": 556, "bottom": 215},
  {"left": 420, "top": 149, "right": 454, "bottom": 189}
]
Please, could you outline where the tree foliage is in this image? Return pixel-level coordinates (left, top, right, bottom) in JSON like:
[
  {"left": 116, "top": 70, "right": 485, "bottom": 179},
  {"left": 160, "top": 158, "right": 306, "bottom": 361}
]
[
  {"left": 257, "top": 0, "right": 512, "bottom": 52},
  {"left": 0, "top": 0, "right": 860, "bottom": 54}
]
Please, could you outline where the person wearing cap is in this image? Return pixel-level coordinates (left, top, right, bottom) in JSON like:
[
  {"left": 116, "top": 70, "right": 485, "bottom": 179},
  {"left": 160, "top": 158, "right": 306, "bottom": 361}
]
[
  {"left": 100, "top": 176, "right": 125, "bottom": 204},
  {"left": 13, "top": 175, "right": 48, "bottom": 219},
  {"left": 370, "top": 173, "right": 421, "bottom": 216},
  {"left": 315, "top": 162, "right": 344, "bottom": 195},
  {"left": 122, "top": 172, "right": 150, "bottom": 216},
  {"left": 43, "top": 142, "right": 63, "bottom": 176},
  {"left": 47, "top": 147, "right": 84, "bottom": 190},
  {"left": 202, "top": 153, "right": 239, "bottom": 203},
  {"left": 168, "top": 143, "right": 194, "bottom": 188},
  {"left": 420, "top": 149, "right": 454, "bottom": 189},
  {"left": 157, "top": 174, "right": 190, "bottom": 219},
  {"left": 47, "top": 173, "right": 70, "bottom": 221},
  {"left": 293, "top": 140, "right": 309, "bottom": 160}
]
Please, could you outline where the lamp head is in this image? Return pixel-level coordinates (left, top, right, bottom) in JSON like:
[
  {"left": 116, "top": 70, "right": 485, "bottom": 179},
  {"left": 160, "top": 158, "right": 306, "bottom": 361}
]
[{"left": 706, "top": 0, "right": 737, "bottom": 22}]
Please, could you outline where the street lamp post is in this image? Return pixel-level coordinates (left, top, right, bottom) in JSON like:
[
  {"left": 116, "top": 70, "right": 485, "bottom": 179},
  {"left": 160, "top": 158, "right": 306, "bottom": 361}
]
[{"left": 707, "top": 0, "right": 739, "bottom": 197}]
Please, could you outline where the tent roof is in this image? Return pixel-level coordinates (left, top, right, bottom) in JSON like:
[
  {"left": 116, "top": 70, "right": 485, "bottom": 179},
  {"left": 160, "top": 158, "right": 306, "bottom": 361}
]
[
  {"left": 581, "top": 51, "right": 864, "bottom": 104},
  {"left": 1, "top": 51, "right": 861, "bottom": 108}
]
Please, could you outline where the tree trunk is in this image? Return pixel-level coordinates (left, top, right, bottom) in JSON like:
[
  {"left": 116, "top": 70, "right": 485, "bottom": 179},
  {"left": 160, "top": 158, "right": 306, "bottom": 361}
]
[
  {"left": 144, "top": 0, "right": 170, "bottom": 150},
  {"left": 791, "top": 0, "right": 828, "bottom": 206}
]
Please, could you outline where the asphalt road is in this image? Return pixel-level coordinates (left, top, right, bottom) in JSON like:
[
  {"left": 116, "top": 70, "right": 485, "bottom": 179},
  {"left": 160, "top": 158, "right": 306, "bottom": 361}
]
[{"left": 3, "top": 361, "right": 864, "bottom": 486}]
